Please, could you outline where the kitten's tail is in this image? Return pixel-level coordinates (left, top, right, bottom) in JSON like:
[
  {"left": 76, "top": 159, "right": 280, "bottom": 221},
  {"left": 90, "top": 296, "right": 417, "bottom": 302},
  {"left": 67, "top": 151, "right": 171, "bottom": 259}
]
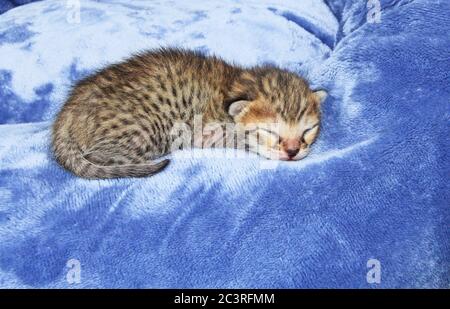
[{"left": 52, "top": 136, "right": 170, "bottom": 179}]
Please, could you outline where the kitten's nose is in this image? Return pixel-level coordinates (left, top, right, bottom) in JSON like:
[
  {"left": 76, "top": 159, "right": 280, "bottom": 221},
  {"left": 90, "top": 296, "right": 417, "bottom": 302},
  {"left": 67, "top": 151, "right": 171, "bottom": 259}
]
[{"left": 286, "top": 148, "right": 300, "bottom": 158}]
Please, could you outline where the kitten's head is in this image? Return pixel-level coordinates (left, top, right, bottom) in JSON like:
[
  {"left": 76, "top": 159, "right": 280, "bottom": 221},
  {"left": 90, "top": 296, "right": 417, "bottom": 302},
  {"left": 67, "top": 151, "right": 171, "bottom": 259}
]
[{"left": 226, "top": 67, "right": 327, "bottom": 161}]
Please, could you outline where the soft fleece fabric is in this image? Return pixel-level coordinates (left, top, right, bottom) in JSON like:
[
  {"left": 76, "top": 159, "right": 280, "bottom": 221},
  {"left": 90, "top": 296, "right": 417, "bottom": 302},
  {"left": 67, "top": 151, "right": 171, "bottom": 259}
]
[
  {"left": 0, "top": 0, "right": 40, "bottom": 15},
  {"left": 0, "top": 0, "right": 448, "bottom": 288}
]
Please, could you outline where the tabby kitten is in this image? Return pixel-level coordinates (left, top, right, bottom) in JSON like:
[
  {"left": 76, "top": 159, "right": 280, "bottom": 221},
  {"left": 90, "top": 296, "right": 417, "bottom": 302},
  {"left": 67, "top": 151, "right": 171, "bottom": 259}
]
[{"left": 52, "top": 48, "right": 327, "bottom": 179}]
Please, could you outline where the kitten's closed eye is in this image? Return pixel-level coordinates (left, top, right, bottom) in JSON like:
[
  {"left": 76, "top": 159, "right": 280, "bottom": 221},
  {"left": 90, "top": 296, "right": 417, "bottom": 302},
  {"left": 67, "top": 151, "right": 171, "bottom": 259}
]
[{"left": 301, "top": 124, "right": 319, "bottom": 145}]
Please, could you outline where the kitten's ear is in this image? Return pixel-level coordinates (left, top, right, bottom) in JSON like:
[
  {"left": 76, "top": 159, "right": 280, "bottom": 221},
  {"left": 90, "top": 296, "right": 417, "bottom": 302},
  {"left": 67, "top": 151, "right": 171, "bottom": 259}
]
[
  {"left": 227, "top": 100, "right": 250, "bottom": 117},
  {"left": 313, "top": 90, "right": 328, "bottom": 104}
]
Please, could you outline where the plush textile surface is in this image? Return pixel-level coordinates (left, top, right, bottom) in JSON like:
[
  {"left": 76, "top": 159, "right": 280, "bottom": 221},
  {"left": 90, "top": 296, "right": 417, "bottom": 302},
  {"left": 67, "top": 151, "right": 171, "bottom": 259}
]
[
  {"left": 0, "top": 0, "right": 448, "bottom": 288},
  {"left": 0, "top": 0, "right": 41, "bottom": 15}
]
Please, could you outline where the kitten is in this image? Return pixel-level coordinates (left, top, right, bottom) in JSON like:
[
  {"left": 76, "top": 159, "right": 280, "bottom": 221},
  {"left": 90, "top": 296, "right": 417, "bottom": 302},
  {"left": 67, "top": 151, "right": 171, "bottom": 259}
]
[{"left": 52, "top": 48, "right": 327, "bottom": 179}]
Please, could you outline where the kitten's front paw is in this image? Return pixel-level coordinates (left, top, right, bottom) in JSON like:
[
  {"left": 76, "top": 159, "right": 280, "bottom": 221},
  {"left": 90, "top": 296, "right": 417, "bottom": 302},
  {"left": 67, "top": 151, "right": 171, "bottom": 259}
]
[
  {"left": 254, "top": 147, "right": 310, "bottom": 161},
  {"left": 251, "top": 148, "right": 290, "bottom": 161}
]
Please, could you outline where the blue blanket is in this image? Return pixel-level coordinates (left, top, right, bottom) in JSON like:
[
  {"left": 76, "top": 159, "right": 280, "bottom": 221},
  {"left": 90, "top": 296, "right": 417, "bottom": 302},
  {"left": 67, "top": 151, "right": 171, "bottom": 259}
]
[
  {"left": 0, "top": 0, "right": 448, "bottom": 288},
  {"left": 0, "top": 0, "right": 40, "bottom": 15}
]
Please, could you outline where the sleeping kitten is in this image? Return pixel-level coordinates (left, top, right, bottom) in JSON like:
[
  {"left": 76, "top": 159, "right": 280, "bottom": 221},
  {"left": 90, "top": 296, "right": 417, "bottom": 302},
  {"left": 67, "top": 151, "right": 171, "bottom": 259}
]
[{"left": 52, "top": 48, "right": 327, "bottom": 179}]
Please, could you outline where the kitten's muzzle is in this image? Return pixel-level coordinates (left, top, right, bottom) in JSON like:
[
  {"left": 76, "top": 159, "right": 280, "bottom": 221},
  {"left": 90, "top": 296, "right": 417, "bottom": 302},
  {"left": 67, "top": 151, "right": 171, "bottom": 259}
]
[
  {"left": 286, "top": 148, "right": 300, "bottom": 159},
  {"left": 281, "top": 138, "right": 300, "bottom": 159}
]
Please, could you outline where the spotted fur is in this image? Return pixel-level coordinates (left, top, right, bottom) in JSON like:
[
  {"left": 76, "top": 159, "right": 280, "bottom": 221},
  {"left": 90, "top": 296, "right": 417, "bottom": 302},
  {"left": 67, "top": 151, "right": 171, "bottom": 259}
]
[{"left": 52, "top": 48, "right": 326, "bottom": 179}]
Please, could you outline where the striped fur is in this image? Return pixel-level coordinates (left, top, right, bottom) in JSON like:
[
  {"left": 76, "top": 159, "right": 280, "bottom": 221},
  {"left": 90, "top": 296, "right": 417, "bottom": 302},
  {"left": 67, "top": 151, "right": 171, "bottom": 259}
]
[{"left": 52, "top": 48, "right": 325, "bottom": 179}]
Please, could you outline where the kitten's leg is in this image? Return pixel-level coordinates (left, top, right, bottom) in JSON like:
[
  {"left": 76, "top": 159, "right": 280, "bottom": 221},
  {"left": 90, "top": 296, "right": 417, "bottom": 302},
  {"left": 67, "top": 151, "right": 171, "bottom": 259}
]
[{"left": 246, "top": 134, "right": 286, "bottom": 160}]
